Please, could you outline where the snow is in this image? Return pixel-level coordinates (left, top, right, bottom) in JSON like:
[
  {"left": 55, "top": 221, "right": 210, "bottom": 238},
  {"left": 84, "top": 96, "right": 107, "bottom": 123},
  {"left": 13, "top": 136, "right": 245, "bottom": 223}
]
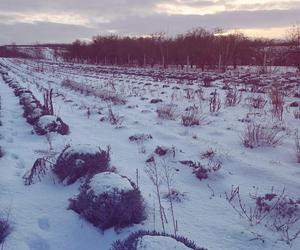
[
  {"left": 0, "top": 57, "right": 299, "bottom": 250},
  {"left": 88, "top": 172, "right": 133, "bottom": 195},
  {"left": 61, "top": 144, "right": 104, "bottom": 157},
  {"left": 15, "top": 46, "right": 60, "bottom": 61},
  {"left": 137, "top": 235, "right": 193, "bottom": 250},
  {"left": 37, "top": 115, "right": 58, "bottom": 128}
]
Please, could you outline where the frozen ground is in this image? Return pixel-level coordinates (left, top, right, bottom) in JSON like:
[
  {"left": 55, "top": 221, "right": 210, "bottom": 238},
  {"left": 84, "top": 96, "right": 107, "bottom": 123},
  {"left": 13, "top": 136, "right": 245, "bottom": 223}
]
[{"left": 0, "top": 58, "right": 299, "bottom": 250}]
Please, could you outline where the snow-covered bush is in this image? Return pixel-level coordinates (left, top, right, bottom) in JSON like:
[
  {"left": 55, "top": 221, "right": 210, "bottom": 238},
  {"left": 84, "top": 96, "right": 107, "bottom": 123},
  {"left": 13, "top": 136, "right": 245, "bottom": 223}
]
[
  {"left": 268, "top": 82, "right": 284, "bottom": 121},
  {"left": 18, "top": 90, "right": 44, "bottom": 125},
  {"left": 23, "top": 155, "right": 56, "bottom": 185},
  {"left": 1, "top": 78, "right": 53, "bottom": 127},
  {"left": 180, "top": 160, "right": 221, "bottom": 181},
  {"left": 0, "top": 146, "right": 4, "bottom": 158},
  {"left": 225, "top": 87, "right": 242, "bottom": 107},
  {"left": 296, "top": 132, "right": 300, "bottom": 163},
  {"left": 202, "top": 76, "right": 212, "bottom": 87},
  {"left": 61, "top": 79, "right": 127, "bottom": 105},
  {"left": 69, "top": 172, "right": 146, "bottom": 230},
  {"left": 129, "top": 134, "right": 153, "bottom": 142},
  {"left": 156, "top": 104, "right": 177, "bottom": 120},
  {"left": 294, "top": 108, "right": 300, "bottom": 119},
  {"left": 184, "top": 88, "right": 195, "bottom": 100},
  {"left": 193, "top": 164, "right": 209, "bottom": 180},
  {"left": 26, "top": 107, "right": 44, "bottom": 125},
  {"left": 241, "top": 123, "right": 285, "bottom": 148},
  {"left": 110, "top": 230, "right": 206, "bottom": 250},
  {"left": 129, "top": 134, "right": 153, "bottom": 154},
  {"left": 53, "top": 145, "right": 111, "bottom": 185},
  {"left": 150, "top": 98, "right": 163, "bottom": 104},
  {"left": 107, "top": 105, "right": 124, "bottom": 127},
  {"left": 245, "top": 94, "right": 267, "bottom": 110},
  {"left": 163, "top": 188, "right": 186, "bottom": 203},
  {"left": 42, "top": 89, "right": 54, "bottom": 116},
  {"left": 289, "top": 101, "right": 299, "bottom": 107},
  {"left": 100, "top": 89, "right": 127, "bottom": 105},
  {"left": 13, "top": 87, "right": 30, "bottom": 97},
  {"left": 209, "top": 89, "right": 221, "bottom": 113},
  {"left": 154, "top": 146, "right": 175, "bottom": 157},
  {"left": 8, "top": 85, "right": 70, "bottom": 132},
  {"left": 0, "top": 96, "right": 2, "bottom": 127},
  {"left": 33, "top": 115, "right": 69, "bottom": 135},
  {"left": 0, "top": 213, "right": 11, "bottom": 244},
  {"left": 181, "top": 106, "right": 202, "bottom": 127}
]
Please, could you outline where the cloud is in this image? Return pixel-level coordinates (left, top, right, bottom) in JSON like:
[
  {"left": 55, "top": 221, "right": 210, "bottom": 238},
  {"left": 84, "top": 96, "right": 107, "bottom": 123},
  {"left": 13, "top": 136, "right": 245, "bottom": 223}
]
[
  {"left": 93, "top": 9, "right": 300, "bottom": 36},
  {"left": 0, "top": 0, "right": 299, "bottom": 44},
  {"left": 0, "top": 22, "right": 96, "bottom": 45}
]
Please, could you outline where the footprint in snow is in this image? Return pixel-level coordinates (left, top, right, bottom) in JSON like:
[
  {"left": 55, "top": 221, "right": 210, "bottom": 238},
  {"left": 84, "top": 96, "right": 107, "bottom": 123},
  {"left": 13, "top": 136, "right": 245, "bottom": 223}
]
[
  {"left": 11, "top": 131, "right": 18, "bottom": 136},
  {"left": 38, "top": 217, "right": 50, "bottom": 231},
  {"left": 5, "top": 136, "right": 13, "bottom": 143},
  {"left": 11, "top": 153, "right": 19, "bottom": 160},
  {"left": 14, "top": 171, "right": 22, "bottom": 177},
  {"left": 15, "top": 159, "right": 25, "bottom": 169},
  {"left": 12, "top": 113, "right": 20, "bottom": 119},
  {"left": 26, "top": 233, "right": 50, "bottom": 250}
]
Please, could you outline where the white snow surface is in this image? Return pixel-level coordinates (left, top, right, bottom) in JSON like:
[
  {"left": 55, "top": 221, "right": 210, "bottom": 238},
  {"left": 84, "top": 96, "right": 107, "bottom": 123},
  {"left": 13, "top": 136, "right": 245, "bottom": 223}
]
[
  {"left": 0, "top": 57, "right": 299, "bottom": 250},
  {"left": 137, "top": 235, "right": 193, "bottom": 250},
  {"left": 88, "top": 172, "right": 133, "bottom": 195},
  {"left": 61, "top": 144, "right": 104, "bottom": 157},
  {"left": 37, "top": 115, "right": 57, "bottom": 128}
]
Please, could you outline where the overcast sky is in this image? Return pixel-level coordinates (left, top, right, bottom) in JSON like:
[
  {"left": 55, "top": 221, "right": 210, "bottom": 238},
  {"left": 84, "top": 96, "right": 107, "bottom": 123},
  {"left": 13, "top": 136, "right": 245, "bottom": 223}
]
[{"left": 0, "top": 0, "right": 299, "bottom": 45}]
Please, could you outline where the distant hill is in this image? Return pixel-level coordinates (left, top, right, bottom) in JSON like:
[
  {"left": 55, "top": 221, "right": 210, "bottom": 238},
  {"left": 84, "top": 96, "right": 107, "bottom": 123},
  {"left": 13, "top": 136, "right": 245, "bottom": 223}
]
[{"left": 0, "top": 44, "right": 68, "bottom": 61}]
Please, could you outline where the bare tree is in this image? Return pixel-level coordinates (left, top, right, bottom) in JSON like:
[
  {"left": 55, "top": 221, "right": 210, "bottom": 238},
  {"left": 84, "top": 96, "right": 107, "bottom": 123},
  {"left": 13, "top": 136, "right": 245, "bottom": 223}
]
[{"left": 286, "top": 23, "right": 300, "bottom": 71}]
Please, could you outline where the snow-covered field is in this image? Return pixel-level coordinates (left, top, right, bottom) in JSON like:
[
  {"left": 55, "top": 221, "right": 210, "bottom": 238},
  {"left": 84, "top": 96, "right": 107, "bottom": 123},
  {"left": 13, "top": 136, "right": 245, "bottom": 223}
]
[{"left": 0, "top": 58, "right": 299, "bottom": 250}]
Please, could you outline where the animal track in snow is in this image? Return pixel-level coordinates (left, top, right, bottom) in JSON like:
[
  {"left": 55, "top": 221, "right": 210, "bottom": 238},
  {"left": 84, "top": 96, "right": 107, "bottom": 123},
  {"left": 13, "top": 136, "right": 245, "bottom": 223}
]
[
  {"left": 38, "top": 217, "right": 50, "bottom": 231},
  {"left": 25, "top": 233, "right": 50, "bottom": 250},
  {"left": 15, "top": 159, "right": 25, "bottom": 169},
  {"left": 11, "top": 153, "right": 19, "bottom": 160}
]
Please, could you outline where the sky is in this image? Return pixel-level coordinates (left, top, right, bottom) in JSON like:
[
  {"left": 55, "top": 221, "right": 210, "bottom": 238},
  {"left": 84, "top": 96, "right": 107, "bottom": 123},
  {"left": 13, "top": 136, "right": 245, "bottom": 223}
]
[{"left": 0, "top": 0, "right": 299, "bottom": 45}]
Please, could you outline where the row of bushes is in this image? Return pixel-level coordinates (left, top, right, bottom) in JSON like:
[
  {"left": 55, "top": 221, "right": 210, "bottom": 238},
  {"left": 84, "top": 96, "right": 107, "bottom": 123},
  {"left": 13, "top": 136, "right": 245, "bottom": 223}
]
[
  {"left": 0, "top": 69, "right": 70, "bottom": 246},
  {"left": 62, "top": 79, "right": 127, "bottom": 105},
  {"left": 0, "top": 66, "right": 69, "bottom": 136}
]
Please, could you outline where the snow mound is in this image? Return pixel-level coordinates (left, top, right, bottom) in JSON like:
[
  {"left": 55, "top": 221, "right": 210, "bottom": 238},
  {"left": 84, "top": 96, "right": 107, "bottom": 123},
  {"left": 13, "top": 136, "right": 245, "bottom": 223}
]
[
  {"left": 88, "top": 172, "right": 133, "bottom": 195},
  {"left": 69, "top": 172, "right": 145, "bottom": 230},
  {"left": 60, "top": 144, "right": 103, "bottom": 158},
  {"left": 34, "top": 115, "right": 69, "bottom": 135},
  {"left": 137, "top": 235, "right": 193, "bottom": 250},
  {"left": 37, "top": 115, "right": 58, "bottom": 127}
]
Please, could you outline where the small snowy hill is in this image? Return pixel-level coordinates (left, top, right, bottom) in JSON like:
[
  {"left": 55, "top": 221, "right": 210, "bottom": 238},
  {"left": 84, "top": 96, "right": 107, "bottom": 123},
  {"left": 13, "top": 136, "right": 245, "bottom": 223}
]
[{"left": 3, "top": 45, "right": 65, "bottom": 61}]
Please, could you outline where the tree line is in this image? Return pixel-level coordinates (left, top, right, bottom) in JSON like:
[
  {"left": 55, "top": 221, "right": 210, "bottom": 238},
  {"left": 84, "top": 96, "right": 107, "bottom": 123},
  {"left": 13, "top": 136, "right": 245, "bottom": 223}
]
[
  {"left": 1, "top": 26, "right": 299, "bottom": 71},
  {"left": 64, "top": 27, "right": 300, "bottom": 71}
]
